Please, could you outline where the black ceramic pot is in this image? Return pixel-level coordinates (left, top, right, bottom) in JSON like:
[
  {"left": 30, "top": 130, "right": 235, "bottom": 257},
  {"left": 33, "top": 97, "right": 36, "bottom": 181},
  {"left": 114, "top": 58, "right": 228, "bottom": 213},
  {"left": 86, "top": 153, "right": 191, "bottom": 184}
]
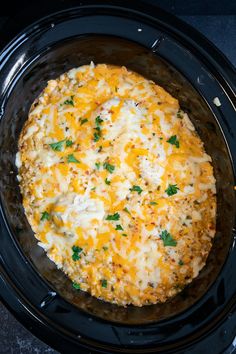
[{"left": 0, "top": 1, "right": 236, "bottom": 353}]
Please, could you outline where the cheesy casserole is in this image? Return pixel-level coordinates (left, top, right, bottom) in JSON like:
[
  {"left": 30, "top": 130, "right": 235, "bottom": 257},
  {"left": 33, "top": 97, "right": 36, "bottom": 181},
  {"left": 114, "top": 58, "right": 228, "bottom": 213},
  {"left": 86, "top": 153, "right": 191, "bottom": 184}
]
[{"left": 16, "top": 63, "right": 216, "bottom": 306}]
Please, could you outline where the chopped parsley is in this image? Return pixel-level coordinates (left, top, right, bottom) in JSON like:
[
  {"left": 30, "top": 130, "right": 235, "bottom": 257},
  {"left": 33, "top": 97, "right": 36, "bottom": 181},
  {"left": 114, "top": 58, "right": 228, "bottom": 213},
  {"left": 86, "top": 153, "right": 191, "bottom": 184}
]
[
  {"left": 165, "top": 184, "right": 179, "bottom": 196},
  {"left": 72, "top": 282, "right": 81, "bottom": 290},
  {"left": 122, "top": 233, "right": 127, "bottom": 237},
  {"left": 41, "top": 211, "right": 50, "bottom": 221},
  {"left": 103, "top": 161, "right": 115, "bottom": 173},
  {"left": 50, "top": 139, "right": 73, "bottom": 150},
  {"left": 49, "top": 139, "right": 66, "bottom": 151},
  {"left": 178, "top": 260, "right": 184, "bottom": 266},
  {"left": 177, "top": 109, "right": 184, "bottom": 119},
  {"left": 167, "top": 135, "right": 180, "bottom": 148},
  {"left": 123, "top": 207, "right": 131, "bottom": 215},
  {"left": 91, "top": 187, "right": 96, "bottom": 191},
  {"left": 94, "top": 132, "right": 101, "bottom": 142},
  {"left": 150, "top": 201, "right": 158, "bottom": 205},
  {"left": 95, "top": 116, "right": 103, "bottom": 125},
  {"left": 63, "top": 96, "right": 74, "bottom": 106},
  {"left": 115, "top": 224, "right": 123, "bottom": 231},
  {"left": 105, "top": 178, "right": 111, "bottom": 185},
  {"left": 67, "top": 154, "right": 80, "bottom": 163},
  {"left": 93, "top": 115, "right": 103, "bottom": 142},
  {"left": 106, "top": 213, "right": 120, "bottom": 221},
  {"left": 66, "top": 140, "right": 73, "bottom": 147},
  {"left": 160, "top": 230, "right": 177, "bottom": 247},
  {"left": 103, "top": 246, "right": 108, "bottom": 251},
  {"left": 95, "top": 162, "right": 100, "bottom": 170},
  {"left": 72, "top": 245, "right": 83, "bottom": 261},
  {"left": 130, "top": 185, "right": 143, "bottom": 195},
  {"left": 101, "top": 279, "right": 107, "bottom": 288},
  {"left": 80, "top": 118, "right": 88, "bottom": 125}
]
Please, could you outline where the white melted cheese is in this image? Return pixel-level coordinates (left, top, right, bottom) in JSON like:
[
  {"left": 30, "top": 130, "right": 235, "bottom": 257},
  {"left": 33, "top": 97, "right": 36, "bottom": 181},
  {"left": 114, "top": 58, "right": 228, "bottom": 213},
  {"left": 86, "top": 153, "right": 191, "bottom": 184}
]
[{"left": 52, "top": 192, "right": 105, "bottom": 231}]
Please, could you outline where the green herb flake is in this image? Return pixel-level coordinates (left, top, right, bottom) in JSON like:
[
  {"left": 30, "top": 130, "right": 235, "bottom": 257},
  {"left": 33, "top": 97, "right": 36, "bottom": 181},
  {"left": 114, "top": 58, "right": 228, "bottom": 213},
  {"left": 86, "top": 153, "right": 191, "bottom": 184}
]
[
  {"left": 178, "top": 260, "right": 184, "bottom": 266},
  {"left": 72, "top": 282, "right": 81, "bottom": 290},
  {"left": 94, "top": 132, "right": 101, "bottom": 142},
  {"left": 101, "top": 279, "right": 107, "bottom": 288},
  {"left": 103, "top": 162, "right": 115, "bottom": 173},
  {"left": 165, "top": 184, "right": 179, "bottom": 196},
  {"left": 91, "top": 187, "right": 96, "bottom": 191},
  {"left": 66, "top": 140, "right": 73, "bottom": 147},
  {"left": 80, "top": 118, "right": 88, "bottom": 125},
  {"left": 41, "top": 211, "right": 50, "bottom": 221},
  {"left": 49, "top": 139, "right": 66, "bottom": 151},
  {"left": 123, "top": 207, "right": 131, "bottom": 215},
  {"left": 167, "top": 135, "right": 180, "bottom": 148},
  {"left": 103, "top": 246, "right": 108, "bottom": 251},
  {"left": 130, "top": 185, "right": 143, "bottom": 195},
  {"left": 105, "top": 178, "right": 111, "bottom": 185},
  {"left": 160, "top": 230, "right": 177, "bottom": 247},
  {"left": 106, "top": 213, "right": 120, "bottom": 221},
  {"left": 122, "top": 233, "right": 127, "bottom": 237},
  {"left": 67, "top": 154, "right": 80, "bottom": 163},
  {"left": 72, "top": 245, "right": 83, "bottom": 261},
  {"left": 115, "top": 224, "right": 123, "bottom": 231},
  {"left": 93, "top": 116, "right": 103, "bottom": 142},
  {"left": 95, "top": 116, "right": 103, "bottom": 125},
  {"left": 95, "top": 162, "right": 101, "bottom": 170},
  {"left": 150, "top": 201, "right": 158, "bottom": 205},
  {"left": 63, "top": 96, "right": 74, "bottom": 106}
]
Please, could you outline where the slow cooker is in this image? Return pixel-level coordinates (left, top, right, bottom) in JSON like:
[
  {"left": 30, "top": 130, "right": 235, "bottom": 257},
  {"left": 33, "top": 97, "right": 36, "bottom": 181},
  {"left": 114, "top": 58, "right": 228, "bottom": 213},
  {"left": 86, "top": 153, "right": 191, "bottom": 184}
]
[{"left": 0, "top": 1, "right": 236, "bottom": 353}]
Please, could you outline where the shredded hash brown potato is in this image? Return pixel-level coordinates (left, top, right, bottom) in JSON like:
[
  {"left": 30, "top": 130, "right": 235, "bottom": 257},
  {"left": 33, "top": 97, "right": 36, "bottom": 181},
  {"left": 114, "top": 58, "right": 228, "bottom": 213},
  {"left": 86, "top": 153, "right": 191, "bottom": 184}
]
[{"left": 16, "top": 63, "right": 216, "bottom": 306}]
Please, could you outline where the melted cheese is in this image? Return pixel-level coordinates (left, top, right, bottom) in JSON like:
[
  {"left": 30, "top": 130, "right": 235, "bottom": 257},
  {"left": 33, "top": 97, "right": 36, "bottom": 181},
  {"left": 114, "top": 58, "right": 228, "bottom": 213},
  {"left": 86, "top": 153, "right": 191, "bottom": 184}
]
[{"left": 16, "top": 63, "right": 216, "bottom": 307}]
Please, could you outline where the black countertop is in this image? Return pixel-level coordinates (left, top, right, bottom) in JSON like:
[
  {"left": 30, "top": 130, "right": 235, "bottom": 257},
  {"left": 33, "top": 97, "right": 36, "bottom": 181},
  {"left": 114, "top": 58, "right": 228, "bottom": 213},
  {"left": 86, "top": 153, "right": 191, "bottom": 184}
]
[{"left": 0, "top": 2, "right": 236, "bottom": 353}]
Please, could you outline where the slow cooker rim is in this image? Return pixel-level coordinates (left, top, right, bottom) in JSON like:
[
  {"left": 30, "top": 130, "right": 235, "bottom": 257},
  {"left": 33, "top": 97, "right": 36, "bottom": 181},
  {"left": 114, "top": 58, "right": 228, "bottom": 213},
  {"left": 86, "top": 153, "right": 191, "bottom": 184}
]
[{"left": 0, "top": 1, "right": 236, "bottom": 353}]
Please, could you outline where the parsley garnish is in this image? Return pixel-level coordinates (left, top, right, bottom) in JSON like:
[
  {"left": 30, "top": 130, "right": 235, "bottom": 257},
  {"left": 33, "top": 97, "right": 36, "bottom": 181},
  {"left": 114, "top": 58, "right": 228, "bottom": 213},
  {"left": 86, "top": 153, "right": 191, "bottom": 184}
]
[
  {"left": 72, "top": 245, "right": 83, "bottom": 261},
  {"left": 63, "top": 96, "right": 74, "bottom": 106},
  {"left": 103, "top": 246, "right": 108, "bottom": 251},
  {"left": 165, "top": 184, "right": 179, "bottom": 196},
  {"left": 123, "top": 207, "right": 131, "bottom": 215},
  {"left": 130, "top": 185, "right": 143, "bottom": 195},
  {"left": 67, "top": 154, "right": 80, "bottom": 163},
  {"left": 41, "top": 211, "right": 50, "bottom": 221},
  {"left": 167, "top": 135, "right": 179, "bottom": 148},
  {"left": 66, "top": 140, "right": 73, "bottom": 147},
  {"left": 106, "top": 213, "right": 120, "bottom": 221},
  {"left": 115, "top": 224, "right": 123, "bottom": 231},
  {"left": 101, "top": 279, "right": 107, "bottom": 288},
  {"left": 95, "top": 162, "right": 100, "bottom": 170},
  {"left": 95, "top": 116, "right": 103, "bottom": 125},
  {"left": 178, "top": 260, "right": 184, "bottom": 266},
  {"left": 91, "top": 187, "right": 96, "bottom": 191},
  {"left": 122, "top": 233, "right": 127, "bottom": 237},
  {"left": 94, "top": 132, "right": 101, "bottom": 142},
  {"left": 160, "top": 230, "right": 177, "bottom": 247},
  {"left": 105, "top": 178, "right": 111, "bottom": 185},
  {"left": 80, "top": 118, "right": 88, "bottom": 125},
  {"left": 150, "top": 201, "right": 158, "bottom": 205},
  {"left": 49, "top": 139, "right": 66, "bottom": 151},
  {"left": 93, "top": 115, "right": 103, "bottom": 142},
  {"left": 72, "top": 282, "right": 81, "bottom": 290},
  {"left": 103, "top": 162, "right": 115, "bottom": 173}
]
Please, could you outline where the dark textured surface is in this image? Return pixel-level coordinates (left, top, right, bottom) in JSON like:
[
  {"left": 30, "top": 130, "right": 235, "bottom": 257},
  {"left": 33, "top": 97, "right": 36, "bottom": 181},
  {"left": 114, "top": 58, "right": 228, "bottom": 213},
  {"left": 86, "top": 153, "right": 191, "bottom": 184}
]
[{"left": 0, "top": 6, "right": 236, "bottom": 354}]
